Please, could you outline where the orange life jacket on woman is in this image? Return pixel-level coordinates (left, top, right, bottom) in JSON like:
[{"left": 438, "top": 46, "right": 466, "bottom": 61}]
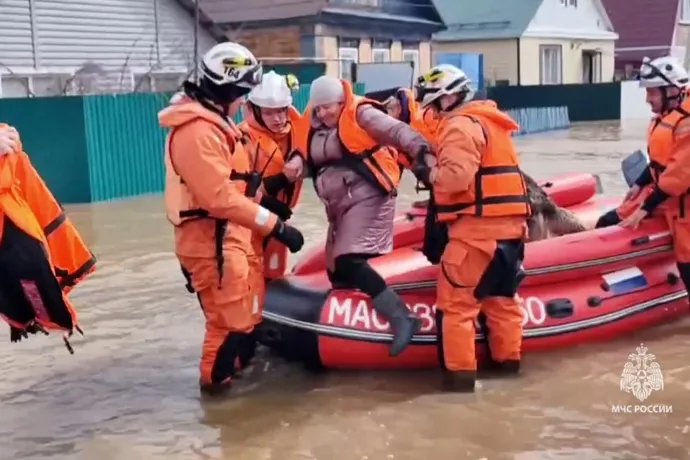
[
  {"left": 297, "top": 80, "right": 401, "bottom": 196},
  {"left": 0, "top": 142, "right": 95, "bottom": 350},
  {"left": 433, "top": 102, "right": 531, "bottom": 222}
]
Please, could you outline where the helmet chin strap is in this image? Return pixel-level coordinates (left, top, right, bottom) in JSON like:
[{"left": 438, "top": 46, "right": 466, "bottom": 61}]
[{"left": 661, "top": 86, "right": 685, "bottom": 113}]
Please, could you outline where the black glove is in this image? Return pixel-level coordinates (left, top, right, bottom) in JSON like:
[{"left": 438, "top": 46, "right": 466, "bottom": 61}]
[
  {"left": 260, "top": 195, "right": 293, "bottom": 221},
  {"left": 411, "top": 145, "right": 432, "bottom": 186},
  {"left": 269, "top": 220, "right": 304, "bottom": 253},
  {"left": 262, "top": 173, "right": 290, "bottom": 196}
]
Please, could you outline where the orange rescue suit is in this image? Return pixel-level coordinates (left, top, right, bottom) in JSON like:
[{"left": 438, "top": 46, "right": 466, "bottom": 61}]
[
  {"left": 431, "top": 100, "right": 529, "bottom": 377},
  {"left": 297, "top": 80, "right": 402, "bottom": 196},
  {"left": 643, "top": 96, "right": 690, "bottom": 264},
  {"left": 239, "top": 105, "right": 305, "bottom": 327},
  {"left": 0, "top": 127, "right": 95, "bottom": 350},
  {"left": 159, "top": 97, "right": 278, "bottom": 387}
]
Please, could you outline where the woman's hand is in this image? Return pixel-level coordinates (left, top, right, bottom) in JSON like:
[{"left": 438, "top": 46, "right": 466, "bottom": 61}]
[{"left": 283, "top": 156, "right": 304, "bottom": 182}]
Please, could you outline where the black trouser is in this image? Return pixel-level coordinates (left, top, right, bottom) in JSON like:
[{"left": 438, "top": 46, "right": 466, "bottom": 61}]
[{"left": 327, "top": 253, "right": 387, "bottom": 297}]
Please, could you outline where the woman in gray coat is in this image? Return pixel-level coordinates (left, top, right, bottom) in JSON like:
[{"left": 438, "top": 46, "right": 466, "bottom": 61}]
[{"left": 282, "top": 76, "right": 431, "bottom": 356}]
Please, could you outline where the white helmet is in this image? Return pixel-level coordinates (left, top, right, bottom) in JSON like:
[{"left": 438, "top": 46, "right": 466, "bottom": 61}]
[
  {"left": 639, "top": 56, "right": 690, "bottom": 89},
  {"left": 247, "top": 71, "right": 298, "bottom": 108},
  {"left": 200, "top": 42, "right": 262, "bottom": 89},
  {"left": 415, "top": 64, "right": 475, "bottom": 108}
]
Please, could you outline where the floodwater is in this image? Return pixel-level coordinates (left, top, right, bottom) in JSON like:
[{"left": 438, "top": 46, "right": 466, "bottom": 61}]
[{"left": 2, "top": 120, "right": 690, "bottom": 460}]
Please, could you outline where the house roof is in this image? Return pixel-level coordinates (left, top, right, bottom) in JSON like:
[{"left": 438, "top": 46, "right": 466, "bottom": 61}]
[
  {"left": 197, "top": 0, "right": 443, "bottom": 25},
  {"left": 601, "top": 0, "right": 677, "bottom": 58},
  {"left": 199, "top": 0, "right": 324, "bottom": 23},
  {"left": 433, "top": 0, "right": 543, "bottom": 41}
]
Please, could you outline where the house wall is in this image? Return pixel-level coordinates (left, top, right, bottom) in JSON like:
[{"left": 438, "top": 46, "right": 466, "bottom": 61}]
[
  {"left": 316, "top": 24, "right": 433, "bottom": 78},
  {"left": 0, "top": 0, "right": 217, "bottom": 97},
  {"left": 519, "top": 37, "right": 615, "bottom": 84},
  {"left": 233, "top": 25, "right": 306, "bottom": 59},
  {"left": 432, "top": 39, "right": 518, "bottom": 85}
]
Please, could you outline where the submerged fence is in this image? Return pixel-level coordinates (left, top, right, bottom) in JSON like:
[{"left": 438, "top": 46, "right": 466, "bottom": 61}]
[{"left": 0, "top": 84, "right": 570, "bottom": 204}]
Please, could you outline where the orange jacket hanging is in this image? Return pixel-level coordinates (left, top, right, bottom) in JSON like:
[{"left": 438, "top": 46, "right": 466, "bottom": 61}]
[
  {"left": 432, "top": 101, "right": 531, "bottom": 222},
  {"left": 0, "top": 126, "right": 95, "bottom": 340},
  {"left": 296, "top": 80, "right": 402, "bottom": 196}
]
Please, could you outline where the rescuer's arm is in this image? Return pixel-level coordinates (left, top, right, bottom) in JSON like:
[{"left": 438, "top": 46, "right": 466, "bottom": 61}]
[
  {"left": 170, "top": 121, "right": 278, "bottom": 236},
  {"left": 642, "top": 118, "right": 690, "bottom": 212},
  {"left": 431, "top": 117, "right": 484, "bottom": 194},
  {"left": 357, "top": 104, "right": 430, "bottom": 163}
]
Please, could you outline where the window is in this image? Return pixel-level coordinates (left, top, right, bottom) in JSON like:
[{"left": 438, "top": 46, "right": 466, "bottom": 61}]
[
  {"left": 402, "top": 49, "right": 420, "bottom": 78},
  {"left": 683, "top": 0, "right": 690, "bottom": 21},
  {"left": 540, "top": 45, "right": 562, "bottom": 84},
  {"left": 339, "top": 47, "right": 359, "bottom": 81},
  {"left": 372, "top": 49, "right": 390, "bottom": 63},
  {"left": 581, "top": 51, "right": 602, "bottom": 83}
]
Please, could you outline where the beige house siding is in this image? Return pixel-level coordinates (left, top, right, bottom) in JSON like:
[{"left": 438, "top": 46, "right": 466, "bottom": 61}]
[
  {"left": 519, "top": 37, "right": 615, "bottom": 84},
  {"left": 432, "top": 39, "right": 518, "bottom": 85},
  {"left": 318, "top": 30, "right": 433, "bottom": 78}
]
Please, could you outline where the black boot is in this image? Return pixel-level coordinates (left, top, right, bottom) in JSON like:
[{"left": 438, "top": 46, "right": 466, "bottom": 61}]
[
  {"left": 371, "top": 288, "right": 421, "bottom": 357},
  {"left": 482, "top": 359, "right": 520, "bottom": 378},
  {"left": 443, "top": 370, "right": 476, "bottom": 393}
]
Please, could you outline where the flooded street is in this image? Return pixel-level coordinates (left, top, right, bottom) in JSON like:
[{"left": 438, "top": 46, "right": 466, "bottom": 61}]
[{"left": 2, "top": 120, "right": 690, "bottom": 460}]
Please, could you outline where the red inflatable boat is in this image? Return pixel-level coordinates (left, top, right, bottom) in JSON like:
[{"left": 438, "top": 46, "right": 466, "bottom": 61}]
[
  {"left": 292, "top": 172, "right": 605, "bottom": 276},
  {"left": 256, "top": 174, "right": 688, "bottom": 370}
]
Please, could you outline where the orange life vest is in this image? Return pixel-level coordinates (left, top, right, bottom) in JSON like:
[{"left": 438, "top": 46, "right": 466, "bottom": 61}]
[
  {"left": 239, "top": 106, "right": 305, "bottom": 279},
  {"left": 164, "top": 108, "right": 258, "bottom": 227},
  {"left": 433, "top": 107, "right": 530, "bottom": 221},
  {"left": 239, "top": 106, "right": 305, "bottom": 209},
  {"left": 0, "top": 147, "right": 95, "bottom": 351},
  {"left": 647, "top": 96, "right": 690, "bottom": 185},
  {"left": 298, "top": 80, "right": 401, "bottom": 196}
]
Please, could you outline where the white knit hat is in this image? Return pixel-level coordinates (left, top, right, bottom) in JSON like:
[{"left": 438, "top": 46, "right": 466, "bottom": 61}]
[{"left": 309, "top": 76, "right": 345, "bottom": 106}]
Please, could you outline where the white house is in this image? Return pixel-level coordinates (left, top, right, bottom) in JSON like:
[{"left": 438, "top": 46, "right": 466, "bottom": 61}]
[{"left": 432, "top": 0, "right": 620, "bottom": 85}]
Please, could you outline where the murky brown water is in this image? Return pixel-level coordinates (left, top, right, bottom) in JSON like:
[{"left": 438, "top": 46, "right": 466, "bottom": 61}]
[{"left": 2, "top": 121, "right": 690, "bottom": 460}]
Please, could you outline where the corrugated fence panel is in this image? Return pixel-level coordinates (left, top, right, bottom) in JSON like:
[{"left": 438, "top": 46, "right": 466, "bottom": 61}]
[
  {"left": 488, "top": 83, "right": 621, "bottom": 122},
  {"left": 0, "top": 95, "right": 91, "bottom": 204},
  {"left": 83, "top": 92, "right": 169, "bottom": 201},
  {"left": 2, "top": 82, "right": 369, "bottom": 203}
]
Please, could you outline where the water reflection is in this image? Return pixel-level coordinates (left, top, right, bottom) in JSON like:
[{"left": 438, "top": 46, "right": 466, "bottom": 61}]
[{"left": 1, "top": 121, "right": 688, "bottom": 460}]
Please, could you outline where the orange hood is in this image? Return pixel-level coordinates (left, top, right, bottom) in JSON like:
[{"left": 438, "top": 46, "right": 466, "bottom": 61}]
[
  {"left": 158, "top": 96, "right": 240, "bottom": 136},
  {"left": 456, "top": 100, "right": 519, "bottom": 133}
]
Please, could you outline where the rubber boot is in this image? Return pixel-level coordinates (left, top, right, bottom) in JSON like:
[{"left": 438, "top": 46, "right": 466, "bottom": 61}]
[
  {"left": 371, "top": 288, "right": 421, "bottom": 357},
  {"left": 199, "top": 378, "right": 232, "bottom": 398},
  {"left": 482, "top": 359, "right": 520, "bottom": 378},
  {"left": 443, "top": 370, "right": 476, "bottom": 393}
]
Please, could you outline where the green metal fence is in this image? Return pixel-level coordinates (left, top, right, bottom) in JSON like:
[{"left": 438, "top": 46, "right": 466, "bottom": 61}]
[
  {"left": 0, "top": 83, "right": 365, "bottom": 204},
  {"left": 0, "top": 81, "right": 603, "bottom": 204}
]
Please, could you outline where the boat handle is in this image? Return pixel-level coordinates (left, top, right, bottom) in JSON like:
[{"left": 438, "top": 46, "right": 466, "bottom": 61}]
[{"left": 630, "top": 231, "right": 671, "bottom": 246}]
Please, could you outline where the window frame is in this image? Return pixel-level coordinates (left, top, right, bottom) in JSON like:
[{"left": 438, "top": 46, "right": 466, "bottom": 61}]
[
  {"left": 539, "top": 45, "right": 563, "bottom": 85},
  {"left": 339, "top": 47, "right": 359, "bottom": 80}
]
